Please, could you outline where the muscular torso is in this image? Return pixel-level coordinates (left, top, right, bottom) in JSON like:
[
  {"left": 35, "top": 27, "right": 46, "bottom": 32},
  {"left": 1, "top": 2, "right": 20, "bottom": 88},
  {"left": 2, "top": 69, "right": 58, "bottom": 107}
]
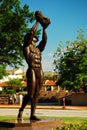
[{"left": 24, "top": 44, "right": 42, "bottom": 69}]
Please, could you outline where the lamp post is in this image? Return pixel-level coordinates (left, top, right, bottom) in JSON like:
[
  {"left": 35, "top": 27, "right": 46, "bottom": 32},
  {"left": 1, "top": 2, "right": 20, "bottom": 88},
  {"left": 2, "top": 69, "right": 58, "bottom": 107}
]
[{"left": 63, "top": 97, "right": 66, "bottom": 109}]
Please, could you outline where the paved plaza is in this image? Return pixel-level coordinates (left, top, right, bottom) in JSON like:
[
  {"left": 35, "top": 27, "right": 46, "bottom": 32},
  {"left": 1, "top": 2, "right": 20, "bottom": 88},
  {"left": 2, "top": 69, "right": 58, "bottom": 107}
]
[{"left": 0, "top": 105, "right": 87, "bottom": 118}]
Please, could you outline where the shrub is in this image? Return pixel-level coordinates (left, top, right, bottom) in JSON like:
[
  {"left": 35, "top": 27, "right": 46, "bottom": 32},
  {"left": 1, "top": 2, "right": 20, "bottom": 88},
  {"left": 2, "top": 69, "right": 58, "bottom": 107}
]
[
  {"left": 54, "top": 122, "right": 87, "bottom": 130},
  {"left": 7, "top": 90, "right": 16, "bottom": 94}
]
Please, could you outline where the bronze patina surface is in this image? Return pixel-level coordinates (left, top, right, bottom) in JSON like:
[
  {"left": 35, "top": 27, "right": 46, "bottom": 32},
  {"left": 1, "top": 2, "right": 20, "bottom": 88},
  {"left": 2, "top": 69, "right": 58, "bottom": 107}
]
[{"left": 17, "top": 10, "right": 50, "bottom": 121}]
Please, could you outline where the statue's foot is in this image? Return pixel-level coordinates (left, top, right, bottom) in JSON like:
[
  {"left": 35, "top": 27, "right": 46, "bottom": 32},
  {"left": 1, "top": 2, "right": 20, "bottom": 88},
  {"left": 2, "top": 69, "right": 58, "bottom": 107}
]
[
  {"left": 30, "top": 115, "right": 41, "bottom": 121},
  {"left": 17, "top": 111, "right": 23, "bottom": 121}
]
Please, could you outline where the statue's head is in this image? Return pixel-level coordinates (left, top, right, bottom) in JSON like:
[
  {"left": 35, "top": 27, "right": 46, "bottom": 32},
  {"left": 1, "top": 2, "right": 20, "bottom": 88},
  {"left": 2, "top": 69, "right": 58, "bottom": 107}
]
[
  {"left": 34, "top": 35, "right": 39, "bottom": 42},
  {"left": 24, "top": 33, "right": 38, "bottom": 47}
]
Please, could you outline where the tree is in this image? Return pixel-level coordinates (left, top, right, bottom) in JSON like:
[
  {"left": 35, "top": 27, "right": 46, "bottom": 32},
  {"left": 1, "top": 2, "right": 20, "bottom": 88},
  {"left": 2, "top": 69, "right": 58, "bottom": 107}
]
[
  {"left": 53, "top": 29, "right": 87, "bottom": 92},
  {"left": 0, "top": 65, "right": 8, "bottom": 79},
  {"left": 0, "top": 0, "right": 40, "bottom": 68},
  {"left": 6, "top": 78, "right": 23, "bottom": 92}
]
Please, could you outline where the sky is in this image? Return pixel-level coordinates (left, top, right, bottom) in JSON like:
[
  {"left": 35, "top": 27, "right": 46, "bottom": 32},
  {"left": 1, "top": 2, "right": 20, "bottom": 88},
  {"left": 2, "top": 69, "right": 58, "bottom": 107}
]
[{"left": 8, "top": 0, "right": 87, "bottom": 72}]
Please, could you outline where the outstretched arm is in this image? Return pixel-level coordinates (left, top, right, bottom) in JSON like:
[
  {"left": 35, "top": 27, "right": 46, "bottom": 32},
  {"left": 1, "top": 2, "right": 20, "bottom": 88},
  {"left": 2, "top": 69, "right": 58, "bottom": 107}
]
[
  {"left": 37, "top": 28, "right": 47, "bottom": 52},
  {"left": 23, "top": 21, "right": 39, "bottom": 62},
  {"left": 29, "top": 21, "right": 39, "bottom": 42},
  {"left": 24, "top": 21, "right": 39, "bottom": 46}
]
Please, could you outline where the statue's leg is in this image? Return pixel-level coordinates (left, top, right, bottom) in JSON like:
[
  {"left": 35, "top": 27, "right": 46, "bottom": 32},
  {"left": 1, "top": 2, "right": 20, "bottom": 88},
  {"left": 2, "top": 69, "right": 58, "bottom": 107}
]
[
  {"left": 17, "top": 94, "right": 29, "bottom": 120},
  {"left": 27, "top": 69, "right": 36, "bottom": 98},
  {"left": 30, "top": 70, "right": 43, "bottom": 121},
  {"left": 30, "top": 96, "right": 40, "bottom": 121},
  {"left": 27, "top": 69, "right": 39, "bottom": 120}
]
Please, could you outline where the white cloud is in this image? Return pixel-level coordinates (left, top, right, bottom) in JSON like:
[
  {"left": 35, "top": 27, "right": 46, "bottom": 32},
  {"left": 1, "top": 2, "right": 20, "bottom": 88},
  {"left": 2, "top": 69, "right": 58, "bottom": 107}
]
[
  {"left": 42, "top": 52, "right": 54, "bottom": 71},
  {"left": 42, "top": 59, "right": 53, "bottom": 72},
  {"left": 47, "top": 52, "right": 54, "bottom": 57}
]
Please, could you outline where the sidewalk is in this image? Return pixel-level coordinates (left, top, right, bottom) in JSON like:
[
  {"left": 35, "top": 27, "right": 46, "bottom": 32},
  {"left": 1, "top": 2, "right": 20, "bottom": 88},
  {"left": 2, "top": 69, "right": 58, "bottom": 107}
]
[{"left": 0, "top": 104, "right": 87, "bottom": 110}]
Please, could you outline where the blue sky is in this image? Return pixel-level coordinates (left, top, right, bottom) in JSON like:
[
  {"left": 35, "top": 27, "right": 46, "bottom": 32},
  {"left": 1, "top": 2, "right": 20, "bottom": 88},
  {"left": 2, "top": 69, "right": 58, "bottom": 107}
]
[{"left": 8, "top": 0, "right": 87, "bottom": 72}]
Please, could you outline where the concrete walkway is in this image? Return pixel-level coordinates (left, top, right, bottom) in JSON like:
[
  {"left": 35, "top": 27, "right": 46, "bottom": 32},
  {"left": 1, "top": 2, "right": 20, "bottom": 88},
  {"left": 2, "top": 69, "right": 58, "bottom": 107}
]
[{"left": 0, "top": 107, "right": 87, "bottom": 117}]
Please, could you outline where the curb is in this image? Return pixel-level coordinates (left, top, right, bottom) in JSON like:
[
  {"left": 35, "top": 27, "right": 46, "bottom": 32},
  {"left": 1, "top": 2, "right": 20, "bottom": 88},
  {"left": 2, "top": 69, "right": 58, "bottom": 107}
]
[{"left": 0, "top": 105, "right": 87, "bottom": 110}]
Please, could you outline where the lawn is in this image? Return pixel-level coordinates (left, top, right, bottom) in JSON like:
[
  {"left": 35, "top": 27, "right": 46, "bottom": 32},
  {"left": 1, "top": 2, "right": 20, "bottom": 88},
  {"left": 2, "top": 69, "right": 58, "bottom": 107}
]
[
  {"left": 53, "top": 117, "right": 87, "bottom": 130},
  {"left": 0, "top": 116, "right": 87, "bottom": 122},
  {"left": 0, "top": 116, "right": 87, "bottom": 130},
  {"left": 0, "top": 116, "right": 17, "bottom": 122}
]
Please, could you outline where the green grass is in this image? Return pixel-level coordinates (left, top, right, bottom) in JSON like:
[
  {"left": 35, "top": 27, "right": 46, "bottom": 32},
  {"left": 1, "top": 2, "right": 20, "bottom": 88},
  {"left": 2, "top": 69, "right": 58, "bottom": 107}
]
[
  {"left": 60, "top": 117, "right": 87, "bottom": 124},
  {"left": 52, "top": 117, "right": 87, "bottom": 130},
  {"left": 0, "top": 116, "right": 17, "bottom": 122},
  {"left": 0, "top": 116, "right": 87, "bottom": 130},
  {"left": 0, "top": 116, "right": 87, "bottom": 123}
]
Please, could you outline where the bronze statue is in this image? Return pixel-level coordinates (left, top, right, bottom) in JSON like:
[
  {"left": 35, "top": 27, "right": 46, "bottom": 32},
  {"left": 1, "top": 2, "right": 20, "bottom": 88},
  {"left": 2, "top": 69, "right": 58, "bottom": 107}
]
[{"left": 17, "top": 11, "right": 50, "bottom": 121}]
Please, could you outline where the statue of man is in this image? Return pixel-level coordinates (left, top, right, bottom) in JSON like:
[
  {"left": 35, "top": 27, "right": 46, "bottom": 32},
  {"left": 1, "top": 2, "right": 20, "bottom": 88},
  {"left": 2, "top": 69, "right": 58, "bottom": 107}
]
[{"left": 17, "top": 11, "right": 50, "bottom": 121}]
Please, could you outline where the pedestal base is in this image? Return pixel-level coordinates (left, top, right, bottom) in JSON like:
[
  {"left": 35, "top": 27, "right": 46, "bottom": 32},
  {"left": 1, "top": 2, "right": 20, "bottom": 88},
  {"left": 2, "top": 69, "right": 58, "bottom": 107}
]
[{"left": 0, "top": 118, "right": 64, "bottom": 130}]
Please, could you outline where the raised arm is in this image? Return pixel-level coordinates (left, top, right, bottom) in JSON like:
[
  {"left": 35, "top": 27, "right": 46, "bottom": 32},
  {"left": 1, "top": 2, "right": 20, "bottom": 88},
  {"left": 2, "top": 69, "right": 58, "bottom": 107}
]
[
  {"left": 37, "top": 28, "right": 47, "bottom": 52},
  {"left": 29, "top": 21, "right": 39, "bottom": 43},
  {"left": 35, "top": 10, "right": 50, "bottom": 52},
  {"left": 24, "top": 21, "right": 39, "bottom": 47}
]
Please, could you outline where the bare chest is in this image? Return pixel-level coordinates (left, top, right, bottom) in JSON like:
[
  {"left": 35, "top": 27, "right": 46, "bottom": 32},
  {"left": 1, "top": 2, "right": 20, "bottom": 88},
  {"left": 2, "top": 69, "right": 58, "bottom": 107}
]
[{"left": 29, "top": 45, "right": 40, "bottom": 55}]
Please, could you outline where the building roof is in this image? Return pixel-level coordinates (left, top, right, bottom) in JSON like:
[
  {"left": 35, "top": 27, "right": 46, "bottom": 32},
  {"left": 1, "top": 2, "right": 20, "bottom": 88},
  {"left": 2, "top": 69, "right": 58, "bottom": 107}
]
[
  {"left": 0, "top": 83, "right": 8, "bottom": 87},
  {"left": 44, "top": 80, "right": 56, "bottom": 85}
]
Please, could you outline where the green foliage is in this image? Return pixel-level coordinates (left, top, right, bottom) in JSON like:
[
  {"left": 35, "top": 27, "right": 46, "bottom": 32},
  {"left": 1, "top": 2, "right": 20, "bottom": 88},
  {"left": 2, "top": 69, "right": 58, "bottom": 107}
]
[
  {"left": 53, "top": 29, "right": 87, "bottom": 92},
  {"left": 7, "top": 89, "right": 16, "bottom": 94},
  {"left": 0, "top": 89, "right": 6, "bottom": 94},
  {"left": 53, "top": 117, "right": 87, "bottom": 130},
  {"left": 55, "top": 122, "right": 87, "bottom": 130},
  {"left": 0, "top": 0, "right": 38, "bottom": 68},
  {"left": 6, "top": 78, "right": 22, "bottom": 91},
  {"left": 0, "top": 65, "right": 8, "bottom": 79}
]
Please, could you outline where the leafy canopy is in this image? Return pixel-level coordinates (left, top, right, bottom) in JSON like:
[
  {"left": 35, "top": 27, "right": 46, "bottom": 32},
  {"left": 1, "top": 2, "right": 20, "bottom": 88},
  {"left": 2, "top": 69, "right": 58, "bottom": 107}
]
[
  {"left": 0, "top": 65, "right": 8, "bottom": 79},
  {"left": 0, "top": 0, "right": 39, "bottom": 68},
  {"left": 53, "top": 29, "right": 87, "bottom": 92},
  {"left": 6, "top": 78, "right": 22, "bottom": 91}
]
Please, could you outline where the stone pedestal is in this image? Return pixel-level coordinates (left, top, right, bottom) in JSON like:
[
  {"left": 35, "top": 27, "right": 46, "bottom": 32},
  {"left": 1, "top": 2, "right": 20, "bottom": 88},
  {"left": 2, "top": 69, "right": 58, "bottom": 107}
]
[{"left": 0, "top": 119, "right": 64, "bottom": 130}]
